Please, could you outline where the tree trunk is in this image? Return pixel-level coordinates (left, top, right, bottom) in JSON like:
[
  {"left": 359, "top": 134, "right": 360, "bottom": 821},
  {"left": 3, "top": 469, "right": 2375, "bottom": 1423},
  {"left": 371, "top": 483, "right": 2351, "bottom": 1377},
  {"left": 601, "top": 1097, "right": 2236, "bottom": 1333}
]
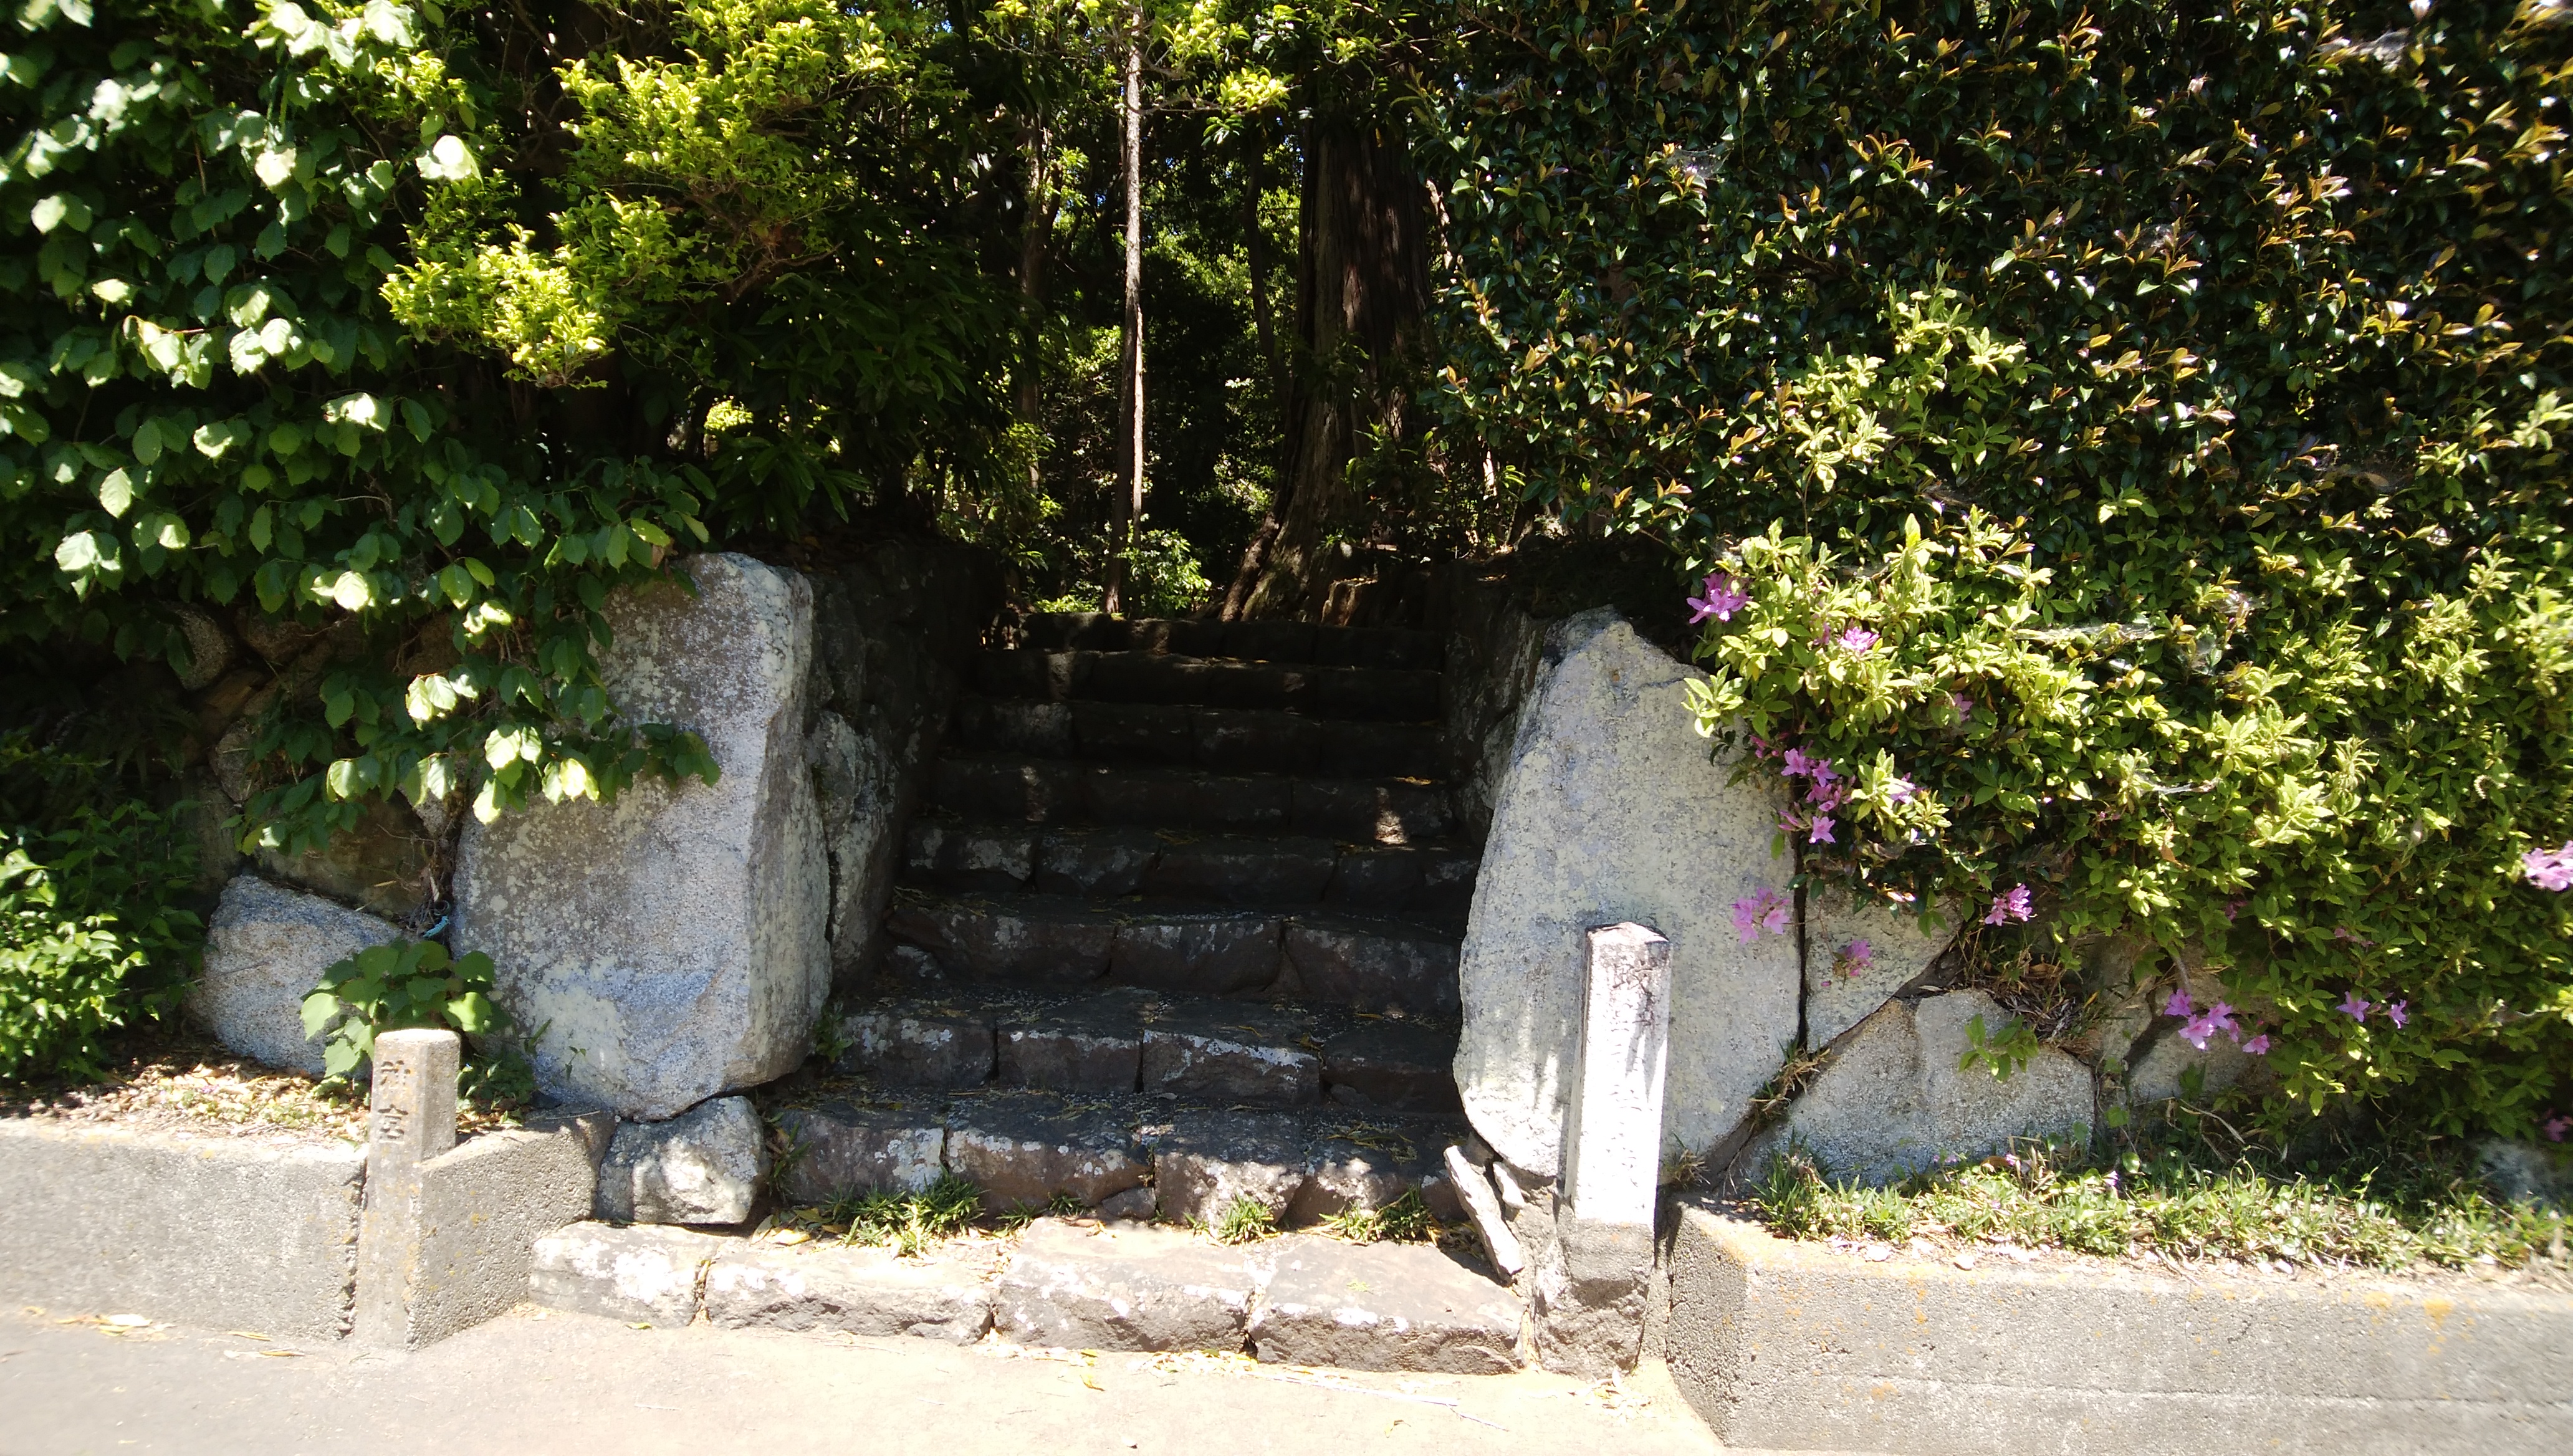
[
  {"left": 1017, "top": 120, "right": 1053, "bottom": 504},
  {"left": 1105, "top": 22, "right": 1146, "bottom": 616},
  {"left": 1229, "top": 116, "right": 1429, "bottom": 620}
]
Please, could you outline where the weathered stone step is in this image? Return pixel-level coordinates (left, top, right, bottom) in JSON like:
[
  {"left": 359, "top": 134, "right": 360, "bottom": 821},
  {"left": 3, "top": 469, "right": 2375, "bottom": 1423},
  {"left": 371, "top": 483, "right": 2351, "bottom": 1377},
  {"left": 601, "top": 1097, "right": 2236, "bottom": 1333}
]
[
  {"left": 883, "top": 891, "right": 1463, "bottom": 1013},
  {"left": 974, "top": 649, "right": 1442, "bottom": 722},
  {"left": 904, "top": 818, "right": 1477, "bottom": 916},
  {"left": 1017, "top": 614, "right": 1444, "bottom": 672},
  {"left": 767, "top": 1086, "right": 1468, "bottom": 1227},
  {"left": 929, "top": 754, "right": 1454, "bottom": 845},
  {"left": 529, "top": 1218, "right": 1519, "bottom": 1371},
  {"left": 830, "top": 985, "right": 1462, "bottom": 1112},
  {"left": 952, "top": 696, "right": 1442, "bottom": 778}
]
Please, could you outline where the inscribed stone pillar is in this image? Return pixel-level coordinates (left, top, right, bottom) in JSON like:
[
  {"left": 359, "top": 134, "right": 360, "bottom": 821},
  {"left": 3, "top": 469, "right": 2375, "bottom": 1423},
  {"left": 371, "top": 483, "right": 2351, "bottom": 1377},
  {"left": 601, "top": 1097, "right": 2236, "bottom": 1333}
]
[
  {"left": 1563, "top": 922, "right": 1672, "bottom": 1227},
  {"left": 355, "top": 1028, "right": 459, "bottom": 1346}
]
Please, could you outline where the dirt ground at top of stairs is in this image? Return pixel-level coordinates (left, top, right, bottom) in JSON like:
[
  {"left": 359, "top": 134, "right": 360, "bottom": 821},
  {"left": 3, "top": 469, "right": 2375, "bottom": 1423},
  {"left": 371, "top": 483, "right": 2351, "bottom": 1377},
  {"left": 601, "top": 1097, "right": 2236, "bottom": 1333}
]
[{"left": 0, "top": 1303, "right": 1841, "bottom": 1456}]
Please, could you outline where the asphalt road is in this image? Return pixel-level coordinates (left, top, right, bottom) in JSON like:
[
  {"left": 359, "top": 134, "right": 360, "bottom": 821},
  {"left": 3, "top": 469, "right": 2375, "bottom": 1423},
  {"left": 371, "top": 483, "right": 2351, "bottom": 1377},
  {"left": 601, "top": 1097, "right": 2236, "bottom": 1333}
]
[{"left": 0, "top": 1303, "right": 1773, "bottom": 1456}]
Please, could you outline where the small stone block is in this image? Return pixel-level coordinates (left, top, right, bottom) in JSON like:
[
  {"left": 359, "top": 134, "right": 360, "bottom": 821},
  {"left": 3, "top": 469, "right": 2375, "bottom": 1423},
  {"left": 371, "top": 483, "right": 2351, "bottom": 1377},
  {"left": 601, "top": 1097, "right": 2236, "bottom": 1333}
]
[
  {"left": 704, "top": 1242, "right": 998, "bottom": 1343},
  {"left": 773, "top": 1100, "right": 946, "bottom": 1203},
  {"left": 996, "top": 992, "right": 1149, "bottom": 1093},
  {"left": 1111, "top": 913, "right": 1285, "bottom": 996},
  {"left": 1148, "top": 1109, "right": 1310, "bottom": 1225},
  {"left": 1248, "top": 1237, "right": 1522, "bottom": 1374},
  {"left": 1320, "top": 1018, "right": 1461, "bottom": 1113},
  {"left": 991, "top": 1219, "right": 1262, "bottom": 1351},
  {"left": 529, "top": 1222, "right": 724, "bottom": 1326},
  {"left": 944, "top": 1092, "right": 1148, "bottom": 1209},
  {"left": 1283, "top": 919, "right": 1461, "bottom": 1015},
  {"left": 836, "top": 1003, "right": 996, "bottom": 1089},
  {"left": 597, "top": 1096, "right": 767, "bottom": 1226},
  {"left": 1139, "top": 1007, "right": 1320, "bottom": 1107}
]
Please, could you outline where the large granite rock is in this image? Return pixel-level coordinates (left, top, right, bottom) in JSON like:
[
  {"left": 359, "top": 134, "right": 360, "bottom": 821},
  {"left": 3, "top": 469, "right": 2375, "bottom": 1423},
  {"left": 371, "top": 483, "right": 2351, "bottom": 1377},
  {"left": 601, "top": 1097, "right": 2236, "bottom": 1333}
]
[
  {"left": 454, "top": 553, "right": 830, "bottom": 1119},
  {"left": 1454, "top": 610, "right": 1799, "bottom": 1177},
  {"left": 189, "top": 874, "right": 403, "bottom": 1076},
  {"left": 1742, "top": 990, "right": 2096, "bottom": 1187},
  {"left": 595, "top": 1095, "right": 767, "bottom": 1226},
  {"left": 1803, "top": 888, "right": 1957, "bottom": 1049}
]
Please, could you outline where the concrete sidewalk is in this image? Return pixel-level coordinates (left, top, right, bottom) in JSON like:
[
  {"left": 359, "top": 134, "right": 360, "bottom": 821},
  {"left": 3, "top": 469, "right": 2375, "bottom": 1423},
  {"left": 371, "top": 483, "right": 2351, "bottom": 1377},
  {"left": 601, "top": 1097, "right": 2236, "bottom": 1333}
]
[{"left": 0, "top": 1303, "right": 1768, "bottom": 1456}]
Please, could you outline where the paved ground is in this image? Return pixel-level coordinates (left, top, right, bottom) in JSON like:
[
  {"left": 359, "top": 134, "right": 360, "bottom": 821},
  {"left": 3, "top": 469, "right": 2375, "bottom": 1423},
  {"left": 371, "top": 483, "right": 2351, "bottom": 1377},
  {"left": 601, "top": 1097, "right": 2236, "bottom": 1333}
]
[{"left": 0, "top": 1303, "right": 1775, "bottom": 1456}]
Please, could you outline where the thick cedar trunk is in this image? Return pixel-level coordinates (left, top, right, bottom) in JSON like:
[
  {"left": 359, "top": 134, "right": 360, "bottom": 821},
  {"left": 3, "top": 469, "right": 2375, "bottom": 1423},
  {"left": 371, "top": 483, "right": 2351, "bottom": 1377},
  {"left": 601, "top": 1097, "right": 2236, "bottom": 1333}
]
[
  {"left": 1105, "top": 23, "right": 1146, "bottom": 615},
  {"left": 1227, "top": 117, "right": 1429, "bottom": 621}
]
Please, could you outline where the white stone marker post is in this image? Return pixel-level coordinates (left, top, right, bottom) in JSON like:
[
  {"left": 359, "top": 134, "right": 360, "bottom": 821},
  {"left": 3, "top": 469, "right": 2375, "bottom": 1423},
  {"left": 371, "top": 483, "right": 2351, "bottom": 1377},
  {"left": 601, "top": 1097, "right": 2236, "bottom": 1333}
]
[
  {"left": 1561, "top": 922, "right": 1672, "bottom": 1225},
  {"left": 355, "top": 1028, "right": 460, "bottom": 1346}
]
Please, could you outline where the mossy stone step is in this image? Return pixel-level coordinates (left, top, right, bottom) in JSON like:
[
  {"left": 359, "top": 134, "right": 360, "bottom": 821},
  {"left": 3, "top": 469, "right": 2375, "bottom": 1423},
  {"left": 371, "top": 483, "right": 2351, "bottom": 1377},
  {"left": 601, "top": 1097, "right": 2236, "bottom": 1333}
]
[
  {"left": 928, "top": 754, "right": 1454, "bottom": 844},
  {"left": 951, "top": 696, "right": 1442, "bottom": 777}
]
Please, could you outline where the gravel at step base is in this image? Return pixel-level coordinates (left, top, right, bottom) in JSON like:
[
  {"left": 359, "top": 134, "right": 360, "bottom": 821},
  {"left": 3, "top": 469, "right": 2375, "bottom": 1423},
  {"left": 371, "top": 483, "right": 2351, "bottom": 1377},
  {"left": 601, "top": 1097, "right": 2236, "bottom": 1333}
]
[
  {"left": 831, "top": 986, "right": 1460, "bottom": 1111},
  {"left": 528, "top": 1219, "right": 1520, "bottom": 1371},
  {"left": 882, "top": 892, "right": 1462, "bottom": 1014},
  {"left": 767, "top": 1087, "right": 1465, "bottom": 1224}
]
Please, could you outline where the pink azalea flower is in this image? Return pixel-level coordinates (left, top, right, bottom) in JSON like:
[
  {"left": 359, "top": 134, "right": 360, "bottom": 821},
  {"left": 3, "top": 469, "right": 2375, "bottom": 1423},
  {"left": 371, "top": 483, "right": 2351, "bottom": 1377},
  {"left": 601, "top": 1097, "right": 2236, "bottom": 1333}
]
[
  {"left": 1781, "top": 747, "right": 1820, "bottom": 779},
  {"left": 1887, "top": 776, "right": 1916, "bottom": 805},
  {"left": 1732, "top": 896, "right": 1766, "bottom": 942},
  {"left": 1808, "top": 815, "right": 1836, "bottom": 845},
  {"left": 1733, "top": 888, "right": 1793, "bottom": 942},
  {"left": 1808, "top": 778, "right": 1847, "bottom": 810},
  {"left": 1837, "top": 625, "right": 1880, "bottom": 653},
  {"left": 1950, "top": 691, "right": 1975, "bottom": 723},
  {"left": 1687, "top": 572, "right": 1751, "bottom": 625},
  {"left": 1983, "top": 884, "right": 2033, "bottom": 926},
  {"left": 2524, "top": 843, "right": 2573, "bottom": 892},
  {"left": 1843, "top": 939, "right": 1875, "bottom": 973},
  {"left": 1777, "top": 810, "right": 1806, "bottom": 837},
  {"left": 2178, "top": 1014, "right": 2217, "bottom": 1051},
  {"left": 2386, "top": 999, "right": 2408, "bottom": 1029},
  {"left": 2240, "top": 1034, "right": 2271, "bottom": 1056},
  {"left": 2223, "top": 896, "right": 2245, "bottom": 923},
  {"left": 2162, "top": 989, "right": 2194, "bottom": 1019},
  {"left": 1761, "top": 894, "right": 1792, "bottom": 936},
  {"left": 2337, "top": 992, "right": 2370, "bottom": 1022},
  {"left": 2545, "top": 1114, "right": 2571, "bottom": 1142}
]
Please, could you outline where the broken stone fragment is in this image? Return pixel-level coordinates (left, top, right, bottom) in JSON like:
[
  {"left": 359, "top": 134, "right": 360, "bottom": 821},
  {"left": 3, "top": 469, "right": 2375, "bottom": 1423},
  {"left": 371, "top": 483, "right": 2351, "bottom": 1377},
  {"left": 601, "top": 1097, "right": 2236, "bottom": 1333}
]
[{"left": 596, "top": 1095, "right": 768, "bottom": 1226}]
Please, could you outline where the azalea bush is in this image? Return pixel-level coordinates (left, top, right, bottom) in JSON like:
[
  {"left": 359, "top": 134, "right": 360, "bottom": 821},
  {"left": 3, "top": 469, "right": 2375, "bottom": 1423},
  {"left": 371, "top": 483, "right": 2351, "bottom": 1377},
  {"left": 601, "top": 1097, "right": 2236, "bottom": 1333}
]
[{"left": 1421, "top": 0, "right": 2573, "bottom": 1138}]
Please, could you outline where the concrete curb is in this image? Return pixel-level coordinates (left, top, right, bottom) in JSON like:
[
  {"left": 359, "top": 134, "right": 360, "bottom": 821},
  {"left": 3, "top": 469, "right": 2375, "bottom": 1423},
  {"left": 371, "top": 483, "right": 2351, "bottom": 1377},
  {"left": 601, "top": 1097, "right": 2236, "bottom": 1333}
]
[
  {"left": 1664, "top": 1206, "right": 2573, "bottom": 1455},
  {"left": 0, "top": 1120, "right": 365, "bottom": 1340}
]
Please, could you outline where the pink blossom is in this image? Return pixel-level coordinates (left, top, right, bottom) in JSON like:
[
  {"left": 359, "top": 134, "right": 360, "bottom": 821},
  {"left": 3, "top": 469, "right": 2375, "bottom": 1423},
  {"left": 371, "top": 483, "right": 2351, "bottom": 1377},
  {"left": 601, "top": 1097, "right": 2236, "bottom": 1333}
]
[
  {"left": 2178, "top": 1015, "right": 2216, "bottom": 1051},
  {"left": 1950, "top": 691, "right": 1975, "bottom": 723},
  {"left": 1781, "top": 747, "right": 1821, "bottom": 779},
  {"left": 1777, "top": 810, "right": 1806, "bottom": 837},
  {"left": 2336, "top": 992, "right": 2370, "bottom": 1022},
  {"left": 1887, "top": 776, "right": 1917, "bottom": 804},
  {"left": 2162, "top": 989, "right": 2194, "bottom": 1019},
  {"left": 1836, "top": 625, "right": 1881, "bottom": 653},
  {"left": 1983, "top": 884, "right": 2033, "bottom": 926},
  {"left": 1838, "top": 940, "right": 1875, "bottom": 981},
  {"left": 1808, "top": 815, "right": 1837, "bottom": 845},
  {"left": 1687, "top": 572, "right": 1751, "bottom": 625},
  {"left": 1807, "top": 778, "right": 1847, "bottom": 810},
  {"left": 2240, "top": 1033, "right": 2271, "bottom": 1055},
  {"left": 2546, "top": 1114, "right": 2571, "bottom": 1142},
  {"left": 2223, "top": 896, "right": 2245, "bottom": 923},
  {"left": 2386, "top": 999, "right": 2408, "bottom": 1029},
  {"left": 1733, "top": 888, "right": 1793, "bottom": 942},
  {"left": 2524, "top": 843, "right": 2573, "bottom": 892}
]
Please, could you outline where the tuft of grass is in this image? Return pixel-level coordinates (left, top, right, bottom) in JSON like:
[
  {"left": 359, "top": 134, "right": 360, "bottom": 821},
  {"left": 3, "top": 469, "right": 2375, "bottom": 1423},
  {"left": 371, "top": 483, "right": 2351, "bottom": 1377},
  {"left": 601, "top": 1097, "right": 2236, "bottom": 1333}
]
[
  {"left": 1209, "top": 1194, "right": 1279, "bottom": 1245},
  {"left": 802, "top": 1175, "right": 984, "bottom": 1257},
  {"left": 1317, "top": 1189, "right": 1436, "bottom": 1244},
  {"left": 1748, "top": 1121, "right": 2569, "bottom": 1273}
]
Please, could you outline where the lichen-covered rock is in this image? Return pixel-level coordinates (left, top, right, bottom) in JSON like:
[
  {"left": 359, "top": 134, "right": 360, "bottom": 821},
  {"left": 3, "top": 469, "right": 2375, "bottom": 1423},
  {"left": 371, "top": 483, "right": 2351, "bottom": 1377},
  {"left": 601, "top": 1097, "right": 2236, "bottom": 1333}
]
[
  {"left": 596, "top": 1096, "right": 767, "bottom": 1226},
  {"left": 189, "top": 874, "right": 401, "bottom": 1076},
  {"left": 1803, "top": 888, "right": 1956, "bottom": 1049},
  {"left": 1454, "top": 610, "right": 1799, "bottom": 1177},
  {"left": 1741, "top": 990, "right": 2096, "bottom": 1187},
  {"left": 454, "top": 553, "right": 830, "bottom": 1119}
]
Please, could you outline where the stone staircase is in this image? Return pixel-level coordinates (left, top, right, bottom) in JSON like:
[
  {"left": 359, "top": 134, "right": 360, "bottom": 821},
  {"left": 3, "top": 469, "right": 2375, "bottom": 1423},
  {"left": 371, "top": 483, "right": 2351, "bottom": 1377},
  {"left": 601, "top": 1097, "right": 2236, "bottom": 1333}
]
[
  {"left": 524, "top": 614, "right": 1530, "bottom": 1369},
  {"left": 780, "top": 613, "right": 1486, "bottom": 1231}
]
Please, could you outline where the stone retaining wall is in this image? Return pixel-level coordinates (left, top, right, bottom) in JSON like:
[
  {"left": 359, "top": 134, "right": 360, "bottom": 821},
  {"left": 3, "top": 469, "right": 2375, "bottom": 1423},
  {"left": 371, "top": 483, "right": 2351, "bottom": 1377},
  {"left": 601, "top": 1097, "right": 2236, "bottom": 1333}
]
[{"left": 1664, "top": 1205, "right": 2573, "bottom": 1455}]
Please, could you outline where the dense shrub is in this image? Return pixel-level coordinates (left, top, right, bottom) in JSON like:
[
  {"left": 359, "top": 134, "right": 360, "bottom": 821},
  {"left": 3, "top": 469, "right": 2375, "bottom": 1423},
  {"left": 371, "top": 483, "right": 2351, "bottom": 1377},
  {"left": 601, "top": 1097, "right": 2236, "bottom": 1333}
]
[
  {"left": 1419, "top": 0, "right": 2573, "bottom": 1136},
  {"left": 0, "top": 734, "right": 199, "bottom": 1081}
]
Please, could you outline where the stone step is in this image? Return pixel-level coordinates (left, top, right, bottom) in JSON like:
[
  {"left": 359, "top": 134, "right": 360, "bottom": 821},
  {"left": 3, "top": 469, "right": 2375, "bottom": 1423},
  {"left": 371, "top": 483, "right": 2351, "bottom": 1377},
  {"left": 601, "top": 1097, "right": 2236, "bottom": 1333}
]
[
  {"left": 951, "top": 696, "right": 1443, "bottom": 778},
  {"left": 973, "top": 649, "right": 1442, "bottom": 722},
  {"left": 767, "top": 1086, "right": 1469, "bottom": 1227},
  {"left": 830, "top": 986, "right": 1462, "bottom": 1112},
  {"left": 529, "top": 1219, "right": 1520, "bottom": 1371},
  {"left": 1017, "top": 614, "right": 1444, "bottom": 672},
  {"left": 928, "top": 754, "right": 1454, "bottom": 845},
  {"left": 903, "top": 818, "right": 1477, "bottom": 916},
  {"left": 882, "top": 891, "right": 1462, "bottom": 1013}
]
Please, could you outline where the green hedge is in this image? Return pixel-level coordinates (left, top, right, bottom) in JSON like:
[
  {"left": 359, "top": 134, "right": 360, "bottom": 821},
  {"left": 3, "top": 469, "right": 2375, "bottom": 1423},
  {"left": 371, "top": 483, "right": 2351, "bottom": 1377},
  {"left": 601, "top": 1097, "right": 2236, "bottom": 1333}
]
[{"left": 1419, "top": 0, "right": 2572, "bottom": 1136}]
